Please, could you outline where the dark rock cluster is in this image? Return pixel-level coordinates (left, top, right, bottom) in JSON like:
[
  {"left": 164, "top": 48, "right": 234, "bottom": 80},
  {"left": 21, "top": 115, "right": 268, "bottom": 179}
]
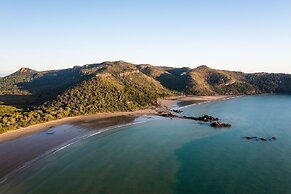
[
  {"left": 210, "top": 122, "right": 231, "bottom": 128},
  {"left": 243, "top": 136, "right": 276, "bottom": 142},
  {"left": 158, "top": 111, "right": 232, "bottom": 128},
  {"left": 182, "top": 114, "right": 219, "bottom": 122},
  {"left": 171, "top": 109, "right": 183, "bottom": 113},
  {"left": 195, "top": 115, "right": 219, "bottom": 122},
  {"left": 158, "top": 111, "right": 176, "bottom": 117}
]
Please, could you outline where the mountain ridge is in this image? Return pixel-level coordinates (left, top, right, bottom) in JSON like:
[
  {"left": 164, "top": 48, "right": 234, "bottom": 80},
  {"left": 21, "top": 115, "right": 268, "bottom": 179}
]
[
  {"left": 1, "top": 60, "right": 291, "bottom": 133},
  {"left": 2, "top": 60, "right": 291, "bottom": 97}
]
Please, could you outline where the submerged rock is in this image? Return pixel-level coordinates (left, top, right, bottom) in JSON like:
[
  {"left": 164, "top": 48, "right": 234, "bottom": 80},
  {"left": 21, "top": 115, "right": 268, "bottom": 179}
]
[
  {"left": 46, "top": 130, "right": 54, "bottom": 135},
  {"left": 242, "top": 136, "right": 277, "bottom": 142},
  {"left": 244, "top": 136, "right": 257, "bottom": 140}
]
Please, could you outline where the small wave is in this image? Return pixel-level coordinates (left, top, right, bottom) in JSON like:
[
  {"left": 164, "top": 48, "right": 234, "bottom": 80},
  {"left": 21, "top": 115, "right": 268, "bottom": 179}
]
[
  {"left": 53, "top": 143, "right": 73, "bottom": 153},
  {"left": 0, "top": 178, "right": 7, "bottom": 185},
  {"left": 177, "top": 101, "right": 210, "bottom": 110}
]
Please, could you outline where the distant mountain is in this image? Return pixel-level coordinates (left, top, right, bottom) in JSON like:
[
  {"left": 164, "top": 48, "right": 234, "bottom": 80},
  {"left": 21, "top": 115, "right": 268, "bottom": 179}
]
[
  {"left": 0, "top": 67, "right": 89, "bottom": 100},
  {"left": 183, "top": 65, "right": 258, "bottom": 95},
  {"left": 137, "top": 64, "right": 291, "bottom": 95},
  {"left": 1, "top": 60, "right": 291, "bottom": 133}
]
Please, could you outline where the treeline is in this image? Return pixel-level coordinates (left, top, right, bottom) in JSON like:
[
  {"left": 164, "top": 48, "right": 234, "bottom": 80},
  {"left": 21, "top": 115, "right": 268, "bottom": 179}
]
[{"left": 246, "top": 73, "right": 291, "bottom": 94}]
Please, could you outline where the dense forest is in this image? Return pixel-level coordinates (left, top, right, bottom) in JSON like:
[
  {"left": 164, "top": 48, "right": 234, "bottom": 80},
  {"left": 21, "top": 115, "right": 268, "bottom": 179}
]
[{"left": 1, "top": 60, "right": 291, "bottom": 133}]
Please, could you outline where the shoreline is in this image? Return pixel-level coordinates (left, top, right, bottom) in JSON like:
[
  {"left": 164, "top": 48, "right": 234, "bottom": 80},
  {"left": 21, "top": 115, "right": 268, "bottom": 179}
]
[
  {"left": 0, "top": 95, "right": 232, "bottom": 181},
  {"left": 0, "top": 95, "right": 231, "bottom": 143},
  {"left": 0, "top": 109, "right": 155, "bottom": 143}
]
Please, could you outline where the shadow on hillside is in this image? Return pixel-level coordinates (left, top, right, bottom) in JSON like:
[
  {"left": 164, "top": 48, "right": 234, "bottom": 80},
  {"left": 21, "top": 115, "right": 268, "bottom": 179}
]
[
  {"left": 0, "top": 95, "right": 36, "bottom": 107},
  {"left": 11, "top": 70, "right": 94, "bottom": 106}
]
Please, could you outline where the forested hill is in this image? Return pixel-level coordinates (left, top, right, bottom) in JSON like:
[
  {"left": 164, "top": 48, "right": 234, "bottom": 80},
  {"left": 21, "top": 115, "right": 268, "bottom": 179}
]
[
  {"left": 0, "top": 61, "right": 173, "bottom": 105},
  {"left": 0, "top": 60, "right": 291, "bottom": 133},
  {"left": 0, "top": 61, "right": 173, "bottom": 133}
]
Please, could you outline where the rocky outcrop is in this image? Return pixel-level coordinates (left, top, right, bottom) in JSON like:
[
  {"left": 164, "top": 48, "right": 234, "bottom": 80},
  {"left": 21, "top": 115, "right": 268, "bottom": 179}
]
[
  {"left": 171, "top": 109, "right": 183, "bottom": 113},
  {"left": 210, "top": 122, "right": 231, "bottom": 128},
  {"left": 157, "top": 111, "right": 232, "bottom": 128},
  {"left": 195, "top": 115, "right": 218, "bottom": 122},
  {"left": 158, "top": 111, "right": 176, "bottom": 117},
  {"left": 181, "top": 115, "right": 219, "bottom": 122}
]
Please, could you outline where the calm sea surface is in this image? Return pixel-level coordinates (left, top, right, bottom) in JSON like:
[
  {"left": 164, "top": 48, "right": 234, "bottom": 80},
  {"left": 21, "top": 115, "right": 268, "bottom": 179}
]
[{"left": 1, "top": 95, "right": 291, "bottom": 194}]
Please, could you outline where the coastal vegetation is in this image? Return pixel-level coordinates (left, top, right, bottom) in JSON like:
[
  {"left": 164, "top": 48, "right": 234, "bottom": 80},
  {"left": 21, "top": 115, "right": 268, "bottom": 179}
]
[{"left": 1, "top": 60, "right": 291, "bottom": 133}]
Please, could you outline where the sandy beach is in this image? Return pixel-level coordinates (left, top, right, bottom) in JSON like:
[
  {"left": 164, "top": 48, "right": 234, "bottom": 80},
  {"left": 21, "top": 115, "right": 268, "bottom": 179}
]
[
  {"left": 158, "top": 95, "right": 230, "bottom": 109},
  {"left": 0, "top": 95, "right": 230, "bottom": 181},
  {"left": 0, "top": 109, "right": 155, "bottom": 144}
]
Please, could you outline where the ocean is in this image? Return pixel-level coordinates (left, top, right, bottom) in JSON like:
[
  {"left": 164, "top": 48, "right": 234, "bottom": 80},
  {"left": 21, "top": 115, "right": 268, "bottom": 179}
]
[{"left": 1, "top": 95, "right": 291, "bottom": 194}]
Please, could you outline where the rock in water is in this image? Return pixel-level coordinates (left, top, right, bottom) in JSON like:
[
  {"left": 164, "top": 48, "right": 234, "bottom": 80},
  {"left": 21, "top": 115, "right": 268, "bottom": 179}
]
[
  {"left": 244, "top": 136, "right": 257, "bottom": 140},
  {"left": 158, "top": 111, "right": 175, "bottom": 118},
  {"left": 171, "top": 109, "right": 183, "bottom": 113},
  {"left": 211, "top": 122, "right": 231, "bottom": 128},
  {"left": 243, "top": 136, "right": 277, "bottom": 142},
  {"left": 196, "top": 115, "right": 219, "bottom": 122}
]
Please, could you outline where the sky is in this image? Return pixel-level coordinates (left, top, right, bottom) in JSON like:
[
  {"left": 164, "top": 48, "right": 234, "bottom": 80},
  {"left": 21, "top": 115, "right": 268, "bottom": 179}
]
[{"left": 0, "top": 0, "right": 291, "bottom": 75}]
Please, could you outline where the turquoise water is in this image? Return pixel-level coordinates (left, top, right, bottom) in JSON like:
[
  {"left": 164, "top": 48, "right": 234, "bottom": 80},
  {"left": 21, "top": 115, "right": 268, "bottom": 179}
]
[{"left": 1, "top": 95, "right": 291, "bottom": 194}]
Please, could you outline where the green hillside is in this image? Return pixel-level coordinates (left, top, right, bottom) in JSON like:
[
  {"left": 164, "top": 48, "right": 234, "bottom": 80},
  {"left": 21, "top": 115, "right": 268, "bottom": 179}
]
[
  {"left": 0, "top": 61, "right": 173, "bottom": 133},
  {"left": 137, "top": 64, "right": 260, "bottom": 95},
  {"left": 184, "top": 65, "right": 258, "bottom": 95}
]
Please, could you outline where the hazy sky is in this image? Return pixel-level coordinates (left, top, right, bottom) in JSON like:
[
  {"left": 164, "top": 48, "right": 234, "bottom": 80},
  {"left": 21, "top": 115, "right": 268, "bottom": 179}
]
[{"left": 1, "top": 0, "right": 291, "bottom": 75}]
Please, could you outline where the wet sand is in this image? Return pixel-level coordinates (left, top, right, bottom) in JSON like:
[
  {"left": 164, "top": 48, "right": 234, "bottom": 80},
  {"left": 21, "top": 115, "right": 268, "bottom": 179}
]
[{"left": 0, "top": 95, "right": 230, "bottom": 181}]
